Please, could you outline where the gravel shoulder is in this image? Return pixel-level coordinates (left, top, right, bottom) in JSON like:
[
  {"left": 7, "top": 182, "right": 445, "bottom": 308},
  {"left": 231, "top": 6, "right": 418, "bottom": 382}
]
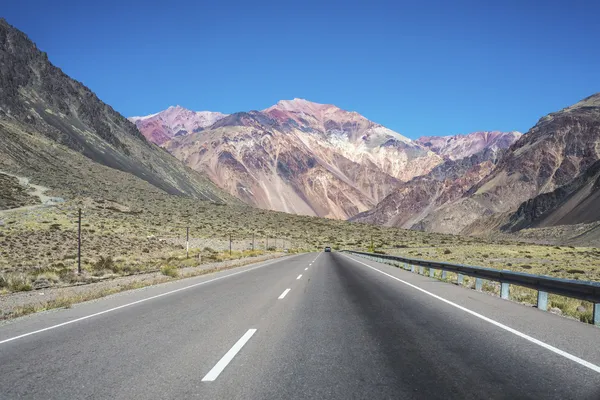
[{"left": 0, "top": 252, "right": 285, "bottom": 319}]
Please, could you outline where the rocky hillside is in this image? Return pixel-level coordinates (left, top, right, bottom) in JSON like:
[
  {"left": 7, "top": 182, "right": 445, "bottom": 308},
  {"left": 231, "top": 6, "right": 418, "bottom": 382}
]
[
  {"left": 502, "top": 160, "right": 600, "bottom": 232},
  {"left": 141, "top": 99, "right": 443, "bottom": 219},
  {"left": 350, "top": 146, "right": 511, "bottom": 227},
  {"left": 0, "top": 18, "right": 233, "bottom": 205},
  {"left": 129, "top": 106, "right": 227, "bottom": 145},
  {"left": 417, "top": 93, "right": 600, "bottom": 235},
  {"left": 416, "top": 131, "right": 522, "bottom": 160}
]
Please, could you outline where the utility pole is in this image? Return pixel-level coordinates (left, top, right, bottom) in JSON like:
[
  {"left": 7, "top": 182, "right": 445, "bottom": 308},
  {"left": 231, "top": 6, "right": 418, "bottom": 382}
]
[
  {"left": 229, "top": 233, "right": 232, "bottom": 256},
  {"left": 77, "top": 208, "right": 82, "bottom": 274},
  {"left": 252, "top": 233, "right": 255, "bottom": 251},
  {"left": 186, "top": 227, "right": 190, "bottom": 258},
  {"left": 371, "top": 234, "right": 374, "bottom": 252},
  {"left": 266, "top": 236, "right": 269, "bottom": 251}
]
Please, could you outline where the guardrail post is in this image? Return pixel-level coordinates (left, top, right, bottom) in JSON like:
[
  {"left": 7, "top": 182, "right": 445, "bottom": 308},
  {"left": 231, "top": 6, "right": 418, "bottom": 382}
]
[
  {"left": 537, "top": 291, "right": 548, "bottom": 311},
  {"left": 411, "top": 264, "right": 415, "bottom": 273},
  {"left": 594, "top": 304, "right": 600, "bottom": 327},
  {"left": 457, "top": 273, "right": 464, "bottom": 285},
  {"left": 501, "top": 282, "right": 510, "bottom": 299},
  {"left": 419, "top": 266, "right": 424, "bottom": 275},
  {"left": 429, "top": 268, "right": 435, "bottom": 278},
  {"left": 441, "top": 270, "right": 447, "bottom": 280},
  {"left": 475, "top": 278, "right": 483, "bottom": 292}
]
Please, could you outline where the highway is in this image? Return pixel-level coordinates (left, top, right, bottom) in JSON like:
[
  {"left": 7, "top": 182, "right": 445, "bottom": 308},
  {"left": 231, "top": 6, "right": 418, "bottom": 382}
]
[{"left": 1, "top": 252, "right": 600, "bottom": 399}]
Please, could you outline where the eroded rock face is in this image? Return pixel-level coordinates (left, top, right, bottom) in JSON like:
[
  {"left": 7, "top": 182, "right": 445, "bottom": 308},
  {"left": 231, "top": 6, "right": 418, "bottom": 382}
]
[
  {"left": 0, "top": 18, "right": 232, "bottom": 204},
  {"left": 350, "top": 148, "right": 504, "bottom": 228},
  {"left": 139, "top": 99, "right": 443, "bottom": 219},
  {"left": 416, "top": 131, "right": 522, "bottom": 160},
  {"left": 129, "top": 107, "right": 227, "bottom": 146},
  {"left": 419, "top": 94, "right": 600, "bottom": 234},
  {"left": 502, "top": 160, "right": 600, "bottom": 232}
]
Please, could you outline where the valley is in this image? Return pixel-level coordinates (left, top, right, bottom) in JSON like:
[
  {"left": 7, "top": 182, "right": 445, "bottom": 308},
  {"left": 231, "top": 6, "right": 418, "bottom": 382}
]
[{"left": 0, "top": 17, "right": 598, "bottom": 323}]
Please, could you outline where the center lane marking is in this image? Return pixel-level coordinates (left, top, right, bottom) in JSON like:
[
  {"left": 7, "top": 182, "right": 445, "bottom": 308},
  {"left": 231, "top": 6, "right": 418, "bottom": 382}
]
[
  {"left": 202, "top": 329, "right": 257, "bottom": 382},
  {"left": 297, "top": 274, "right": 303, "bottom": 280},
  {"left": 278, "top": 289, "right": 291, "bottom": 299},
  {"left": 305, "top": 268, "right": 308, "bottom": 271},
  {"left": 0, "top": 256, "right": 294, "bottom": 346}
]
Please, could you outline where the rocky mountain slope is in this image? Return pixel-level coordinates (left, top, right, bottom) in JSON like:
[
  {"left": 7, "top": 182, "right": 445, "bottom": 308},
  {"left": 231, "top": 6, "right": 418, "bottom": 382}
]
[
  {"left": 350, "top": 145, "right": 514, "bottom": 227},
  {"left": 142, "top": 99, "right": 443, "bottom": 219},
  {"left": 0, "top": 18, "right": 233, "bottom": 206},
  {"left": 416, "top": 131, "right": 522, "bottom": 160},
  {"left": 129, "top": 106, "right": 227, "bottom": 145},
  {"left": 417, "top": 93, "right": 600, "bottom": 235},
  {"left": 502, "top": 159, "right": 600, "bottom": 232}
]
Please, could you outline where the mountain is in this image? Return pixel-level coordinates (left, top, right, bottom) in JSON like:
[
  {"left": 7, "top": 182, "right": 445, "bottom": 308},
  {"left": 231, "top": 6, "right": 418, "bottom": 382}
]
[
  {"left": 350, "top": 145, "right": 513, "bottom": 227},
  {"left": 502, "top": 159, "right": 600, "bottom": 232},
  {"left": 0, "top": 18, "right": 233, "bottom": 207},
  {"left": 415, "top": 93, "right": 600, "bottom": 235},
  {"left": 129, "top": 106, "right": 227, "bottom": 145},
  {"left": 416, "top": 131, "right": 522, "bottom": 160},
  {"left": 147, "top": 99, "right": 443, "bottom": 219}
]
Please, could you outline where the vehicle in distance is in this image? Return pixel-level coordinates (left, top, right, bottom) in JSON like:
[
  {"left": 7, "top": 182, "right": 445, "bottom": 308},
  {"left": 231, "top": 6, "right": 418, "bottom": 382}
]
[{"left": 324, "top": 246, "right": 331, "bottom": 252}]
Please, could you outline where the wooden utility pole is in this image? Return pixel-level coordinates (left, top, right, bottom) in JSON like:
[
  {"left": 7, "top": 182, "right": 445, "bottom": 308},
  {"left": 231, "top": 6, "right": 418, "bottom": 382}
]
[
  {"left": 77, "top": 208, "right": 82, "bottom": 274},
  {"left": 229, "top": 233, "right": 232, "bottom": 256},
  {"left": 186, "top": 227, "right": 190, "bottom": 258}
]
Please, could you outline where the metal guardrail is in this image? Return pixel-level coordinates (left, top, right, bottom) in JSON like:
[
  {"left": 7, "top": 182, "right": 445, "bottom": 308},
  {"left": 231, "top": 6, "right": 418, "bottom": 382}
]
[{"left": 342, "top": 250, "right": 600, "bottom": 327}]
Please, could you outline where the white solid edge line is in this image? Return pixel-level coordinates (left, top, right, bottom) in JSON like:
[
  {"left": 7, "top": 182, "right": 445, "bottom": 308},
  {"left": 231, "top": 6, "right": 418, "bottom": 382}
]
[
  {"left": 202, "top": 329, "right": 257, "bottom": 382},
  {"left": 297, "top": 274, "right": 302, "bottom": 280},
  {"left": 341, "top": 253, "right": 600, "bottom": 375},
  {"left": 278, "top": 288, "right": 291, "bottom": 299},
  {"left": 0, "top": 257, "right": 292, "bottom": 346}
]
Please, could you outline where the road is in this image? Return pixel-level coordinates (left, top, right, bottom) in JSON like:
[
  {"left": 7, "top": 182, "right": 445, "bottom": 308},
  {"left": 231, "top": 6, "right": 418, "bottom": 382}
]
[{"left": 1, "top": 252, "right": 600, "bottom": 399}]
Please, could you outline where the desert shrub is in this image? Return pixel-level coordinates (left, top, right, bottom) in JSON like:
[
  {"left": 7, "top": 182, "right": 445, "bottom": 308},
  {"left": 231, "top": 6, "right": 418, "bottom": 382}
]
[
  {"left": 443, "top": 249, "right": 452, "bottom": 254},
  {"left": 93, "top": 256, "right": 116, "bottom": 272},
  {"left": 161, "top": 265, "right": 179, "bottom": 278},
  {"left": 8, "top": 275, "right": 32, "bottom": 292},
  {"left": 567, "top": 269, "right": 585, "bottom": 274}
]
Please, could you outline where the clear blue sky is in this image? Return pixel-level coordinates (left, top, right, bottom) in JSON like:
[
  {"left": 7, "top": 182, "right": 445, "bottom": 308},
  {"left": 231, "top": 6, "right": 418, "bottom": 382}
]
[{"left": 3, "top": 0, "right": 599, "bottom": 138}]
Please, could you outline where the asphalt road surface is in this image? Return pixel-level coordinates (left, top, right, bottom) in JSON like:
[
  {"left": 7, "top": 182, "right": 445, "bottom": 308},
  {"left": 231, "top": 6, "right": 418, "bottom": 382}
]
[{"left": 1, "top": 252, "right": 600, "bottom": 399}]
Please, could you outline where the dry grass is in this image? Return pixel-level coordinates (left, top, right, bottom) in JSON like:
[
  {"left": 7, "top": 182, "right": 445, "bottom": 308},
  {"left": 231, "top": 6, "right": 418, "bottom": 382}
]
[
  {"left": 370, "top": 251, "right": 598, "bottom": 323},
  {"left": 3, "top": 253, "right": 286, "bottom": 320},
  {"left": 2, "top": 179, "right": 598, "bottom": 325},
  {"left": 0, "top": 194, "right": 494, "bottom": 294}
]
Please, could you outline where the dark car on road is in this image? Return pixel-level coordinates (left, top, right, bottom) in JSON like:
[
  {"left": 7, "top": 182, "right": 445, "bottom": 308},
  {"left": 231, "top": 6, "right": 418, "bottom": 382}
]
[{"left": 324, "top": 246, "right": 331, "bottom": 252}]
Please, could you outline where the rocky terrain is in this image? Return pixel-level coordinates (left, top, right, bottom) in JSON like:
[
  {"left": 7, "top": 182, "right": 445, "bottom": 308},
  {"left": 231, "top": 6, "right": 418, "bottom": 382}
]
[
  {"left": 0, "top": 18, "right": 494, "bottom": 305},
  {"left": 138, "top": 99, "right": 446, "bottom": 219},
  {"left": 422, "top": 93, "right": 600, "bottom": 236},
  {"left": 0, "top": 18, "right": 232, "bottom": 205},
  {"left": 503, "top": 160, "right": 600, "bottom": 232},
  {"left": 0, "top": 18, "right": 597, "bottom": 323},
  {"left": 350, "top": 147, "right": 505, "bottom": 227},
  {"left": 357, "top": 94, "right": 600, "bottom": 243},
  {"left": 130, "top": 106, "right": 227, "bottom": 145},
  {"left": 135, "top": 101, "right": 527, "bottom": 222},
  {"left": 416, "top": 131, "right": 522, "bottom": 160}
]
